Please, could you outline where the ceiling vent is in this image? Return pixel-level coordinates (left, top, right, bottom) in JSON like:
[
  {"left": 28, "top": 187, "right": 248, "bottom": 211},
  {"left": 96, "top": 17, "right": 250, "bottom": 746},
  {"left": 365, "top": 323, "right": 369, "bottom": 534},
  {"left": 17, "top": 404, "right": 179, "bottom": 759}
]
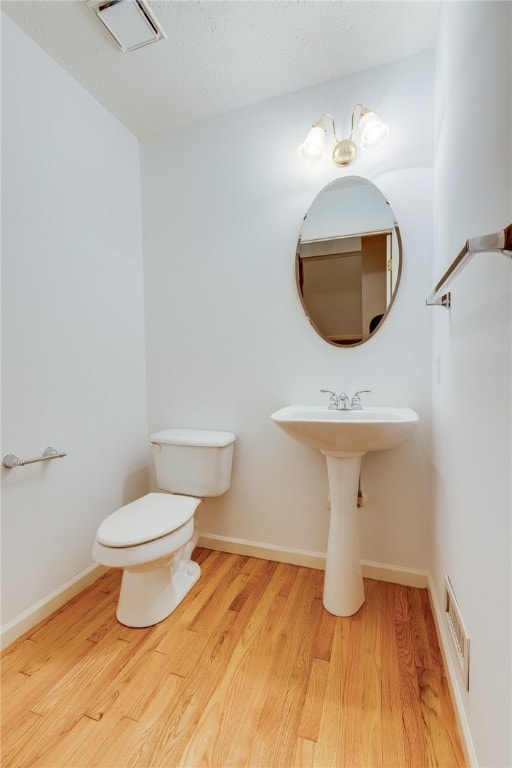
[{"left": 87, "top": 0, "right": 167, "bottom": 53}]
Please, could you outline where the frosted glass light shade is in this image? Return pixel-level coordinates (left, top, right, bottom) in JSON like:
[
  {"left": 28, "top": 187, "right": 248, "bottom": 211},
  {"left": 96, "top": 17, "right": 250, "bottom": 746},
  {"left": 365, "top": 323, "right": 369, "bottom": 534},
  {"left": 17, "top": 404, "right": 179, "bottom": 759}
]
[
  {"left": 298, "top": 126, "right": 325, "bottom": 163},
  {"left": 359, "top": 111, "right": 389, "bottom": 150}
]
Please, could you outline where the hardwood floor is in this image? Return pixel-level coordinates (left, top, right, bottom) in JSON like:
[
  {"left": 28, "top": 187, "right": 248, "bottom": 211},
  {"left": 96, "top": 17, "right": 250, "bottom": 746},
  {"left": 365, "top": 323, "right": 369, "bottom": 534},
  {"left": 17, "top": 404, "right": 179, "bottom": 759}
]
[{"left": 1, "top": 549, "right": 466, "bottom": 768}]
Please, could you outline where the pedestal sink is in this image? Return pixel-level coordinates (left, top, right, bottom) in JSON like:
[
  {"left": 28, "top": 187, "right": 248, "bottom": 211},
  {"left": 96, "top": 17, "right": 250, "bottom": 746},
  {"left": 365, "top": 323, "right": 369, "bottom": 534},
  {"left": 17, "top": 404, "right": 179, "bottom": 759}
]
[{"left": 271, "top": 406, "right": 419, "bottom": 616}]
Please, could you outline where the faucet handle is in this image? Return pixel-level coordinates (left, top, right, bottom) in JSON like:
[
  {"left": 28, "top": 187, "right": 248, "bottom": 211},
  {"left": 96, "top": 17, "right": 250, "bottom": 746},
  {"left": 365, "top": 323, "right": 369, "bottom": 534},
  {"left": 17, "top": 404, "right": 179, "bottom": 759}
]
[
  {"left": 351, "top": 389, "right": 371, "bottom": 409},
  {"left": 320, "top": 389, "right": 339, "bottom": 409}
]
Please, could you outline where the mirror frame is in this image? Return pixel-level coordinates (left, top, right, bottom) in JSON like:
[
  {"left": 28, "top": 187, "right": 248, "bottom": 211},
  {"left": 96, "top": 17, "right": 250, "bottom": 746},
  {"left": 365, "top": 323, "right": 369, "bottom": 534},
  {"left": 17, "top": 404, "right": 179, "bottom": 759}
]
[{"left": 295, "top": 177, "right": 402, "bottom": 347}]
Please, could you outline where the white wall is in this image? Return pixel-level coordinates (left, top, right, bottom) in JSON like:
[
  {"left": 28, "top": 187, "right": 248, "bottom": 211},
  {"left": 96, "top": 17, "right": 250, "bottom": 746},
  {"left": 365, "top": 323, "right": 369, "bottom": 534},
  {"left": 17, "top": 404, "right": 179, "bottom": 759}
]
[
  {"left": 432, "top": 3, "right": 512, "bottom": 766},
  {"left": 140, "top": 52, "right": 435, "bottom": 572},
  {"left": 1, "top": 15, "right": 149, "bottom": 627}
]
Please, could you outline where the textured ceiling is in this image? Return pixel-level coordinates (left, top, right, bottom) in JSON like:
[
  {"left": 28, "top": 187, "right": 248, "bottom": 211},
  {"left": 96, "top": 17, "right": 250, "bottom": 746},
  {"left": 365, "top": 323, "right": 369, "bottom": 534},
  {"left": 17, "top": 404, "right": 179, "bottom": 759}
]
[{"left": 2, "top": 0, "right": 440, "bottom": 138}]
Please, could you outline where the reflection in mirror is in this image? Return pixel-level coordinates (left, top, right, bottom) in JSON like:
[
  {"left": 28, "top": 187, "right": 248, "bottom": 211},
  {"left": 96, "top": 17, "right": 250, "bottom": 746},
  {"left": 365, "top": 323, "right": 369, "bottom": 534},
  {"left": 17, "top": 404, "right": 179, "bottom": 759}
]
[{"left": 296, "top": 176, "right": 401, "bottom": 346}]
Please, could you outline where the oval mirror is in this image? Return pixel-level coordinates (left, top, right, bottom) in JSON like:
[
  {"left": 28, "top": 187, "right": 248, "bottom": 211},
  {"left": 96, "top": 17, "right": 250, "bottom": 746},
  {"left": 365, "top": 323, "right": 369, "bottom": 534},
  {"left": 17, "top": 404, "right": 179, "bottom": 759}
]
[{"left": 296, "top": 176, "right": 401, "bottom": 346}]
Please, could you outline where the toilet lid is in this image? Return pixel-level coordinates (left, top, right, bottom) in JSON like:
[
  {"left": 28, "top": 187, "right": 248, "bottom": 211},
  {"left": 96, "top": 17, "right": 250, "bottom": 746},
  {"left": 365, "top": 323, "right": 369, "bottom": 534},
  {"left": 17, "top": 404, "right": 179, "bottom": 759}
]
[
  {"left": 149, "top": 428, "right": 235, "bottom": 447},
  {"left": 96, "top": 493, "right": 200, "bottom": 547}
]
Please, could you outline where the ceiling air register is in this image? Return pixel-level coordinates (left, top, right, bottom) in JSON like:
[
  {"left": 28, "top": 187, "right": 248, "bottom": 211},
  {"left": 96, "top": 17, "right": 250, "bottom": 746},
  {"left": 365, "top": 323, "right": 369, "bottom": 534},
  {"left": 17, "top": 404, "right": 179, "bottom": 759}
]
[{"left": 87, "top": 0, "right": 167, "bottom": 53}]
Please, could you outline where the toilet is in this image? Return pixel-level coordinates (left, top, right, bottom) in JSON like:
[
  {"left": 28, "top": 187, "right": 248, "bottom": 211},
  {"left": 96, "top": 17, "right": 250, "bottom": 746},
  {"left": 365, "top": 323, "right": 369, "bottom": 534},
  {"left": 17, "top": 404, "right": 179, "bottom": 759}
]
[{"left": 92, "top": 428, "right": 235, "bottom": 627}]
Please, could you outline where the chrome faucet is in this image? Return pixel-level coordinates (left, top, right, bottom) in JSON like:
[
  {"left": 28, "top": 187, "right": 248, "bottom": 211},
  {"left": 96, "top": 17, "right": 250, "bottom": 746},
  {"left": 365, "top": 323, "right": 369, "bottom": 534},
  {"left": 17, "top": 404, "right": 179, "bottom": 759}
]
[
  {"left": 320, "top": 389, "right": 352, "bottom": 410},
  {"left": 320, "top": 389, "right": 340, "bottom": 409},
  {"left": 350, "top": 389, "right": 372, "bottom": 409},
  {"left": 337, "top": 393, "right": 351, "bottom": 410},
  {"left": 321, "top": 388, "right": 371, "bottom": 410}
]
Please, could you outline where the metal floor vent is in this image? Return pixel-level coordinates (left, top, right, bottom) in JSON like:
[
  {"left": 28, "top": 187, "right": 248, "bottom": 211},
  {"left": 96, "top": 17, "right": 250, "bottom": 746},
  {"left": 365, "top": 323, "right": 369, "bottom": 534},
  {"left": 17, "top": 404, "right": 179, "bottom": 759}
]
[{"left": 444, "top": 575, "right": 470, "bottom": 690}]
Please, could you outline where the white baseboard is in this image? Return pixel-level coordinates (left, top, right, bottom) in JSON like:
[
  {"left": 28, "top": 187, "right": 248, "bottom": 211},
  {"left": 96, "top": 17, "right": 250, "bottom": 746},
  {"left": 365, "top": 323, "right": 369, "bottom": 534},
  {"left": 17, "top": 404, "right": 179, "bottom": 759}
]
[
  {"left": 1, "top": 563, "right": 107, "bottom": 651},
  {"left": 198, "top": 532, "right": 429, "bottom": 587},
  {"left": 198, "top": 532, "right": 326, "bottom": 570},
  {"left": 361, "top": 559, "right": 428, "bottom": 588},
  {"left": 426, "top": 574, "right": 478, "bottom": 768}
]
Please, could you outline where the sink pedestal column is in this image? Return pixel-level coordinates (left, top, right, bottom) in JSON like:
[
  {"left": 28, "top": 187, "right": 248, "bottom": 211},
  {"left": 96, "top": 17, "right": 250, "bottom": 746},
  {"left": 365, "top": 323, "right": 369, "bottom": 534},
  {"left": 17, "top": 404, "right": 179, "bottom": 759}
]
[{"left": 322, "top": 450, "right": 365, "bottom": 616}]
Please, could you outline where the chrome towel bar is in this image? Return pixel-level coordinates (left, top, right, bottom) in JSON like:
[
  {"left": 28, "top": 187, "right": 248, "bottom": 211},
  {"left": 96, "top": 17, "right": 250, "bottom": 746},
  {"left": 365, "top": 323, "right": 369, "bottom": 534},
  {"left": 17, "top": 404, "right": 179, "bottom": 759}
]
[
  {"left": 426, "top": 223, "right": 512, "bottom": 308},
  {"left": 2, "top": 447, "right": 67, "bottom": 469}
]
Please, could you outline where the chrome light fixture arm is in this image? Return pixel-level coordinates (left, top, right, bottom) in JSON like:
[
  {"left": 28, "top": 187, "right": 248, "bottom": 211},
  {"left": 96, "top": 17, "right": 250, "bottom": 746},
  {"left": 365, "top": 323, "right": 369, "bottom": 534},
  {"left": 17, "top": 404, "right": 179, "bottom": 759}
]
[
  {"left": 316, "top": 112, "right": 357, "bottom": 167},
  {"left": 332, "top": 104, "right": 373, "bottom": 167},
  {"left": 348, "top": 103, "right": 370, "bottom": 139},
  {"left": 299, "top": 103, "right": 388, "bottom": 167},
  {"left": 312, "top": 113, "right": 340, "bottom": 142}
]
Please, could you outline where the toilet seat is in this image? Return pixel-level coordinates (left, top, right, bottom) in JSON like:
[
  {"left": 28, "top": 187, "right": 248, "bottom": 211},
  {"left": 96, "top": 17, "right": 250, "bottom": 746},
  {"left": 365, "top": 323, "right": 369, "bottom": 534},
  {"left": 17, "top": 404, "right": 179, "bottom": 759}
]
[{"left": 96, "top": 492, "right": 200, "bottom": 548}]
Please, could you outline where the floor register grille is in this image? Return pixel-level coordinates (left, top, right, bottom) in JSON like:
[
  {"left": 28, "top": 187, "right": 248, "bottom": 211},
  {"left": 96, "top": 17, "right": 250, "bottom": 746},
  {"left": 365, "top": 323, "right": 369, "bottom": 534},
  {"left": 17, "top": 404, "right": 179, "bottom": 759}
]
[{"left": 445, "top": 574, "right": 470, "bottom": 690}]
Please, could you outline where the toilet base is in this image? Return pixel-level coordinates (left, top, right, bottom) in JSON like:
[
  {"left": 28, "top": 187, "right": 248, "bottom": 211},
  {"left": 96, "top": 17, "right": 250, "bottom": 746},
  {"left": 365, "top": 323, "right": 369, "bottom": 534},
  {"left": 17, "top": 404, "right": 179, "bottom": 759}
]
[{"left": 116, "top": 558, "right": 201, "bottom": 627}]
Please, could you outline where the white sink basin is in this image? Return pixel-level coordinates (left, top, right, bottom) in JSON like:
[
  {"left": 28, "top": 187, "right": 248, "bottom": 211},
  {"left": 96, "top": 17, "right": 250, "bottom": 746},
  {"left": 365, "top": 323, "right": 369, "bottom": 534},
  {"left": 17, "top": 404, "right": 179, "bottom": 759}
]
[
  {"left": 271, "top": 405, "right": 419, "bottom": 455},
  {"left": 271, "top": 404, "right": 420, "bottom": 617}
]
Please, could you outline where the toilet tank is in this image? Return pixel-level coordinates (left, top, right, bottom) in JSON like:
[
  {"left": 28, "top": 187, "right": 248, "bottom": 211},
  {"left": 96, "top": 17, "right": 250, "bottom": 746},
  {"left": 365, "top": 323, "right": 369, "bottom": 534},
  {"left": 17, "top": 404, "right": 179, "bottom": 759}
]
[{"left": 149, "top": 428, "right": 235, "bottom": 497}]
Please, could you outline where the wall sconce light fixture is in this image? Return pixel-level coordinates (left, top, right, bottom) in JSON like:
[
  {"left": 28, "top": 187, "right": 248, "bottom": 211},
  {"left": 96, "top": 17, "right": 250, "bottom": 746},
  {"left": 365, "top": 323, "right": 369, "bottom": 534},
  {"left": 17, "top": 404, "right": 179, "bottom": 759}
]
[{"left": 298, "top": 104, "right": 389, "bottom": 166}]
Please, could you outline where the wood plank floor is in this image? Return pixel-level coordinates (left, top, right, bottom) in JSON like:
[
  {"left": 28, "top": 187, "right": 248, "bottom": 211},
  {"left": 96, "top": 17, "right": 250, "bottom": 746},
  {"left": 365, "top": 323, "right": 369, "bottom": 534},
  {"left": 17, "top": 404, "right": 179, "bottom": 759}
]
[{"left": 1, "top": 549, "right": 466, "bottom": 768}]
